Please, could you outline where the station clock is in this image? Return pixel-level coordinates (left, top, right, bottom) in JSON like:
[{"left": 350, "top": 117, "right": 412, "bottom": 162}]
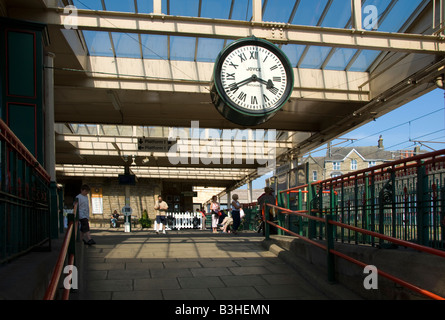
[{"left": 210, "top": 36, "right": 294, "bottom": 126}]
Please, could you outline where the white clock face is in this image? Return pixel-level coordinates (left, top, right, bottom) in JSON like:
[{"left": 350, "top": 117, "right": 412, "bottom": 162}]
[{"left": 219, "top": 44, "right": 288, "bottom": 113}]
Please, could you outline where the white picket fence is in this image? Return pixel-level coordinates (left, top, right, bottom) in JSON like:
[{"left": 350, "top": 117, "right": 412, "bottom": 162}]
[{"left": 165, "top": 212, "right": 204, "bottom": 230}]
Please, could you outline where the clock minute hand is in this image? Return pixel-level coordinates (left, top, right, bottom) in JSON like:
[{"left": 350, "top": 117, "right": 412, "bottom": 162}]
[{"left": 256, "top": 77, "right": 275, "bottom": 90}]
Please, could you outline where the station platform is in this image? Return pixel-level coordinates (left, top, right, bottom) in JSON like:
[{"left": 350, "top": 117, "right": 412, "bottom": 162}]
[{"left": 73, "top": 228, "right": 362, "bottom": 300}]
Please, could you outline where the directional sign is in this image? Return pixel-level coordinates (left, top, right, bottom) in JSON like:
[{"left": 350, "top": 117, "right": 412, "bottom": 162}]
[{"left": 138, "top": 137, "right": 174, "bottom": 152}]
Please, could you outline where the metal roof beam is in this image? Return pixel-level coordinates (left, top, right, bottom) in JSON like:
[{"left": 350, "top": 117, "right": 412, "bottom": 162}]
[
  {"left": 55, "top": 56, "right": 369, "bottom": 100},
  {"left": 12, "top": 8, "right": 445, "bottom": 54}
]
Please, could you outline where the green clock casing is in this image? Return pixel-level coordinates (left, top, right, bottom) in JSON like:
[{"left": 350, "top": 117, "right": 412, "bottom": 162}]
[{"left": 210, "top": 36, "right": 294, "bottom": 126}]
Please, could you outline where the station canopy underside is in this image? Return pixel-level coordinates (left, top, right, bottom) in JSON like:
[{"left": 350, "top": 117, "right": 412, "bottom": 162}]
[{"left": 4, "top": 0, "right": 445, "bottom": 191}]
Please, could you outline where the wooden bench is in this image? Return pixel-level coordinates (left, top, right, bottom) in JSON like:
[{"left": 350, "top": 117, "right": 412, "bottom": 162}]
[{"left": 91, "top": 215, "right": 139, "bottom": 228}]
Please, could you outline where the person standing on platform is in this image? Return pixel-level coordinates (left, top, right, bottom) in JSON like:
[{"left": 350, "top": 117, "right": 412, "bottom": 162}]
[
  {"left": 257, "top": 187, "right": 276, "bottom": 235},
  {"left": 231, "top": 194, "right": 242, "bottom": 235},
  {"left": 210, "top": 195, "right": 220, "bottom": 233},
  {"left": 257, "top": 187, "right": 275, "bottom": 213},
  {"left": 73, "top": 184, "right": 96, "bottom": 245},
  {"left": 154, "top": 195, "right": 169, "bottom": 234}
]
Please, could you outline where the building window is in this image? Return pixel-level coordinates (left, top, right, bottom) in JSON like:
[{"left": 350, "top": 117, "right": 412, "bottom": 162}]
[
  {"left": 331, "top": 173, "right": 341, "bottom": 178},
  {"left": 368, "top": 161, "right": 376, "bottom": 168},
  {"left": 312, "top": 171, "right": 317, "bottom": 182},
  {"left": 333, "top": 162, "right": 341, "bottom": 170},
  {"left": 351, "top": 159, "right": 357, "bottom": 170}
]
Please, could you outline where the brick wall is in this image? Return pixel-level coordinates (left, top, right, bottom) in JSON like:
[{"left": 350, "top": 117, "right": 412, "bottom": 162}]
[{"left": 80, "top": 177, "right": 162, "bottom": 221}]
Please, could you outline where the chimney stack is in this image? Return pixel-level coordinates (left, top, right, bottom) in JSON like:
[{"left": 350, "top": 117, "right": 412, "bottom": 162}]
[
  {"left": 378, "top": 135, "right": 384, "bottom": 149},
  {"left": 414, "top": 145, "right": 420, "bottom": 155}
]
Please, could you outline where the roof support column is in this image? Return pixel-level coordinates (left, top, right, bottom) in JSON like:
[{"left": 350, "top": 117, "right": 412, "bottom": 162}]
[
  {"left": 351, "top": 0, "right": 362, "bottom": 30},
  {"left": 226, "top": 190, "right": 232, "bottom": 210},
  {"left": 252, "top": 0, "right": 262, "bottom": 22},
  {"left": 44, "top": 52, "right": 56, "bottom": 181}
]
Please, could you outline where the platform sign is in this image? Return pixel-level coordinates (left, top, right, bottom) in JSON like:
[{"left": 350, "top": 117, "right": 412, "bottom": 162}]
[
  {"left": 91, "top": 188, "right": 103, "bottom": 214},
  {"left": 122, "top": 205, "right": 133, "bottom": 216},
  {"left": 181, "top": 191, "right": 198, "bottom": 197},
  {"left": 138, "top": 137, "right": 174, "bottom": 152}
]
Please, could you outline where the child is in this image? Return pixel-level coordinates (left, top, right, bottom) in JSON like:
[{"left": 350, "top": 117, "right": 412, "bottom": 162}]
[{"left": 73, "top": 184, "right": 96, "bottom": 245}]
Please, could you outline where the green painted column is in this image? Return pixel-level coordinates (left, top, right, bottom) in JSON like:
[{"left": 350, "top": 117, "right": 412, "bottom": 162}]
[
  {"left": 50, "top": 182, "right": 59, "bottom": 239},
  {"left": 417, "top": 162, "right": 429, "bottom": 246},
  {"left": 58, "top": 186, "right": 65, "bottom": 234}
]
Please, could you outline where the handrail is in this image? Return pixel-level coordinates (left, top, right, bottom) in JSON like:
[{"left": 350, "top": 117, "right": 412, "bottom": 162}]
[
  {"left": 265, "top": 203, "right": 445, "bottom": 300},
  {"left": 0, "top": 118, "right": 50, "bottom": 183},
  {"left": 43, "top": 214, "right": 77, "bottom": 300},
  {"left": 43, "top": 221, "right": 73, "bottom": 300}
]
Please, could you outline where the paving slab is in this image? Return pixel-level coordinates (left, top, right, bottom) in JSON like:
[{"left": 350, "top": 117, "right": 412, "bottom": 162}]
[{"left": 76, "top": 228, "right": 360, "bottom": 301}]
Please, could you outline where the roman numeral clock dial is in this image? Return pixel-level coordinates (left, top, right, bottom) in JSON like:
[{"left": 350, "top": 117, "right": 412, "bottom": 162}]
[{"left": 211, "top": 36, "right": 294, "bottom": 126}]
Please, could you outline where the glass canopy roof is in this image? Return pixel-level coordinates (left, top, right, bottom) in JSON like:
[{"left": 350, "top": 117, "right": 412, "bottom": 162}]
[{"left": 72, "top": 0, "right": 426, "bottom": 72}]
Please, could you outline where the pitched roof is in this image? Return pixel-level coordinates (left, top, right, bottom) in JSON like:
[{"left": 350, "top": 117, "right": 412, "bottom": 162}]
[{"left": 326, "top": 147, "right": 395, "bottom": 161}]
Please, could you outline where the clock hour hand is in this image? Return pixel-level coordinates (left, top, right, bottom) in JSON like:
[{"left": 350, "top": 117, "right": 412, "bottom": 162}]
[{"left": 229, "top": 76, "right": 255, "bottom": 91}]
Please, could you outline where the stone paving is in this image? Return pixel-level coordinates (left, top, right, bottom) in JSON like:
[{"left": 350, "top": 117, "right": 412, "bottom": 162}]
[{"left": 76, "top": 228, "right": 341, "bottom": 300}]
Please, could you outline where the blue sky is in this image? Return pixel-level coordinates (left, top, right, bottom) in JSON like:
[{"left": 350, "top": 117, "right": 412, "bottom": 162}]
[{"left": 312, "top": 88, "right": 445, "bottom": 157}]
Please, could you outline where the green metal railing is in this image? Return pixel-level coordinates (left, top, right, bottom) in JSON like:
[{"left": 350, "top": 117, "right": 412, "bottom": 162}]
[
  {"left": 263, "top": 202, "right": 445, "bottom": 300},
  {"left": 275, "top": 149, "right": 445, "bottom": 250},
  {"left": 0, "top": 119, "right": 51, "bottom": 265},
  {"left": 241, "top": 204, "right": 260, "bottom": 231}
]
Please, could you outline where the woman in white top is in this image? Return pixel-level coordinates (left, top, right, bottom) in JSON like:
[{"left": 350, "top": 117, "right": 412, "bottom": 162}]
[
  {"left": 210, "top": 195, "right": 220, "bottom": 233},
  {"left": 231, "top": 194, "right": 241, "bottom": 234}
]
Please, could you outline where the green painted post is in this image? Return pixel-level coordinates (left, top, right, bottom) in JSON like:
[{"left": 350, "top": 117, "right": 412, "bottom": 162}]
[
  {"left": 0, "top": 141, "right": 6, "bottom": 262},
  {"left": 390, "top": 169, "right": 396, "bottom": 239},
  {"left": 354, "top": 178, "right": 359, "bottom": 244},
  {"left": 340, "top": 180, "right": 345, "bottom": 243},
  {"left": 370, "top": 173, "right": 376, "bottom": 247},
  {"left": 58, "top": 187, "right": 64, "bottom": 234},
  {"left": 307, "top": 183, "right": 315, "bottom": 239},
  {"left": 285, "top": 191, "right": 291, "bottom": 232},
  {"left": 306, "top": 162, "right": 315, "bottom": 239},
  {"left": 438, "top": 187, "right": 445, "bottom": 249},
  {"left": 50, "top": 181, "right": 59, "bottom": 239},
  {"left": 67, "top": 213, "right": 76, "bottom": 258},
  {"left": 417, "top": 162, "right": 429, "bottom": 246},
  {"left": 318, "top": 186, "right": 323, "bottom": 239},
  {"left": 298, "top": 189, "right": 303, "bottom": 236},
  {"left": 265, "top": 205, "right": 270, "bottom": 240},
  {"left": 330, "top": 184, "right": 336, "bottom": 241},
  {"left": 276, "top": 191, "right": 284, "bottom": 236},
  {"left": 326, "top": 214, "right": 336, "bottom": 283},
  {"left": 363, "top": 174, "right": 369, "bottom": 244}
]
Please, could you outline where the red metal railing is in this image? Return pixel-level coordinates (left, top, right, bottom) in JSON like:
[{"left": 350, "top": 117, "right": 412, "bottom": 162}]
[
  {"left": 264, "top": 202, "right": 445, "bottom": 300},
  {"left": 43, "top": 215, "right": 77, "bottom": 300}
]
